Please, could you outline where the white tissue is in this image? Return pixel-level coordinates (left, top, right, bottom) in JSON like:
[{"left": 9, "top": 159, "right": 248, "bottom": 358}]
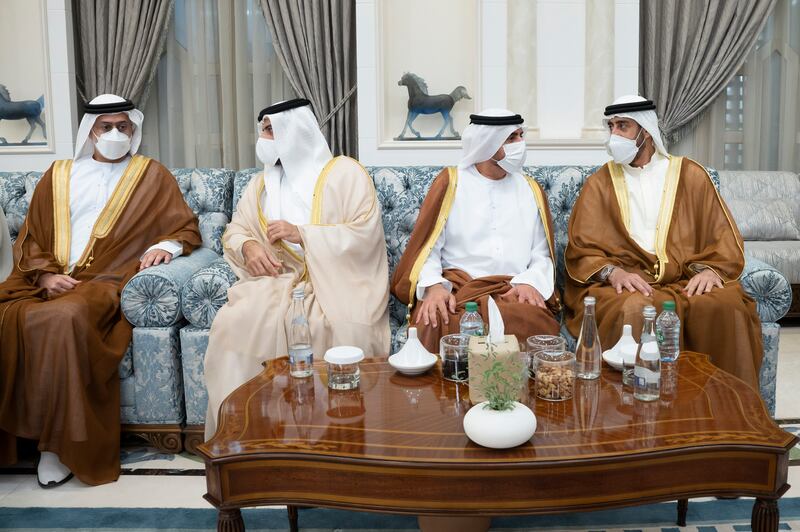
[{"left": 487, "top": 296, "right": 505, "bottom": 343}]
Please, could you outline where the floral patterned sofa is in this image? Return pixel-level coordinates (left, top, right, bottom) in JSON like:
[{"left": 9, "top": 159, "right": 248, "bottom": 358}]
[
  {"left": 177, "top": 165, "right": 792, "bottom": 450},
  {"left": 0, "top": 167, "right": 233, "bottom": 452},
  {"left": 0, "top": 163, "right": 791, "bottom": 455}
]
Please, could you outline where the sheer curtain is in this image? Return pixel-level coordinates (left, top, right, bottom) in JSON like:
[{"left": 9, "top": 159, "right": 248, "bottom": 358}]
[
  {"left": 675, "top": 0, "right": 800, "bottom": 172},
  {"left": 139, "top": 0, "right": 294, "bottom": 169}
]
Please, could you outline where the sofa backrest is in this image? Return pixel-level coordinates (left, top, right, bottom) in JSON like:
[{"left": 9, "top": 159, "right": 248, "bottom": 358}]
[
  {"left": 718, "top": 170, "right": 800, "bottom": 242},
  {"left": 0, "top": 167, "right": 234, "bottom": 255}
]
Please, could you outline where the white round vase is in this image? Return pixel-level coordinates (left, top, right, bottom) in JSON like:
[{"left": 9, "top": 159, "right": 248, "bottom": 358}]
[{"left": 462, "top": 401, "right": 537, "bottom": 449}]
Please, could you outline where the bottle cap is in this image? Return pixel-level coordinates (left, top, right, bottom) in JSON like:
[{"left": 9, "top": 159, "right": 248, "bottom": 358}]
[
  {"left": 643, "top": 305, "right": 656, "bottom": 318},
  {"left": 324, "top": 345, "right": 365, "bottom": 365},
  {"left": 465, "top": 301, "right": 478, "bottom": 312},
  {"left": 292, "top": 287, "right": 305, "bottom": 299},
  {"left": 584, "top": 296, "right": 596, "bottom": 305},
  {"left": 662, "top": 300, "right": 676, "bottom": 311}
]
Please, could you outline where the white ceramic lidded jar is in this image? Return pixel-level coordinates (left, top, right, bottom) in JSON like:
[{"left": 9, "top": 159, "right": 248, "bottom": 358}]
[{"left": 324, "top": 346, "right": 365, "bottom": 390}]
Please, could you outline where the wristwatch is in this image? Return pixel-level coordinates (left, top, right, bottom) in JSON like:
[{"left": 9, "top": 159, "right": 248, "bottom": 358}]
[{"left": 597, "top": 265, "right": 617, "bottom": 282}]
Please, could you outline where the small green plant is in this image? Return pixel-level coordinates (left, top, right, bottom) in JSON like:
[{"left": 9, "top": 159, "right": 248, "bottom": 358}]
[{"left": 480, "top": 340, "right": 529, "bottom": 412}]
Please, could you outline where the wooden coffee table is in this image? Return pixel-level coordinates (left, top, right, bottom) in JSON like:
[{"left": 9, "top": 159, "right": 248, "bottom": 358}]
[{"left": 198, "top": 352, "right": 797, "bottom": 532}]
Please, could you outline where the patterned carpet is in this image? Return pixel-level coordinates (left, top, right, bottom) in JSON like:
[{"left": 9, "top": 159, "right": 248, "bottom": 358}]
[{"left": 2, "top": 499, "right": 799, "bottom": 531}]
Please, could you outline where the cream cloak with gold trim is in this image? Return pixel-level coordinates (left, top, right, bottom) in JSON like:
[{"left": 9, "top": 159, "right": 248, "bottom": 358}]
[{"left": 204, "top": 156, "right": 390, "bottom": 438}]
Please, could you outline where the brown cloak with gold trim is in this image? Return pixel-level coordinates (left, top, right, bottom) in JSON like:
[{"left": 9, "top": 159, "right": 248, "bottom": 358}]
[
  {"left": 0, "top": 156, "right": 201, "bottom": 485},
  {"left": 391, "top": 167, "right": 560, "bottom": 353},
  {"left": 565, "top": 157, "right": 762, "bottom": 390}
]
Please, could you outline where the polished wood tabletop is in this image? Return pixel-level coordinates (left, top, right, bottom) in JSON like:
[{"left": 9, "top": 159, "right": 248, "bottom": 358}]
[{"left": 199, "top": 352, "right": 797, "bottom": 532}]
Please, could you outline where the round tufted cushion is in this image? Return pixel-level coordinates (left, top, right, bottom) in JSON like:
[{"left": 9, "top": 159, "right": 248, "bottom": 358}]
[
  {"left": 740, "top": 257, "right": 792, "bottom": 323},
  {"left": 181, "top": 257, "right": 238, "bottom": 328},
  {"left": 121, "top": 248, "right": 219, "bottom": 327}
]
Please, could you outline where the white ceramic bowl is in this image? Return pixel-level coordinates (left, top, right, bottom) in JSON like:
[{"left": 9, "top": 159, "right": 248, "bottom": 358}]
[
  {"left": 388, "top": 351, "right": 438, "bottom": 376},
  {"left": 602, "top": 348, "right": 624, "bottom": 371}
]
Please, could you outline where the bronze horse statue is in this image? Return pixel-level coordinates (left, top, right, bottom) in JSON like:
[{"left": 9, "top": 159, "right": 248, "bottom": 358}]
[
  {"left": 0, "top": 84, "right": 46, "bottom": 144},
  {"left": 397, "top": 73, "right": 471, "bottom": 139}
]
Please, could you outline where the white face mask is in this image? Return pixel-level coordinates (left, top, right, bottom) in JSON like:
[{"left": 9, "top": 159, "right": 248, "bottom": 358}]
[
  {"left": 93, "top": 128, "right": 132, "bottom": 160},
  {"left": 256, "top": 137, "right": 279, "bottom": 167},
  {"left": 605, "top": 127, "right": 644, "bottom": 165},
  {"left": 495, "top": 139, "right": 527, "bottom": 175}
]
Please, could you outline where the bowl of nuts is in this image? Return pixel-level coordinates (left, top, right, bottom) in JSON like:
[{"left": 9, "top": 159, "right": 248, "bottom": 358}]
[{"left": 535, "top": 350, "right": 576, "bottom": 401}]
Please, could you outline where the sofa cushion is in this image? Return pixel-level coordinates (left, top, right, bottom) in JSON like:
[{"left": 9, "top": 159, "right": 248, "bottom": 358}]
[
  {"left": 726, "top": 199, "right": 800, "bottom": 241},
  {"left": 233, "top": 168, "right": 261, "bottom": 210},
  {"left": 0, "top": 171, "right": 41, "bottom": 241},
  {"left": 744, "top": 241, "right": 800, "bottom": 285},
  {"left": 198, "top": 212, "right": 227, "bottom": 256},
  {"left": 170, "top": 168, "right": 234, "bottom": 218},
  {"left": 719, "top": 170, "right": 800, "bottom": 241},
  {"left": 181, "top": 257, "right": 238, "bottom": 328},
  {"left": 121, "top": 248, "right": 219, "bottom": 327}
]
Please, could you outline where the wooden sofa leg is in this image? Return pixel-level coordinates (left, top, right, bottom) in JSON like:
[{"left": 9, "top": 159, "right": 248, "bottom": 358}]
[
  {"left": 122, "top": 424, "right": 184, "bottom": 453},
  {"left": 183, "top": 424, "right": 206, "bottom": 455}
]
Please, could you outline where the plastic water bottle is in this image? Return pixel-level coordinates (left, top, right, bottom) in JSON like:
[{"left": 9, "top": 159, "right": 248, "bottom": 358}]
[
  {"left": 288, "top": 287, "right": 313, "bottom": 378},
  {"left": 576, "top": 296, "right": 602, "bottom": 380},
  {"left": 656, "top": 300, "right": 680, "bottom": 363},
  {"left": 634, "top": 341, "right": 661, "bottom": 402},
  {"left": 459, "top": 301, "right": 484, "bottom": 336}
]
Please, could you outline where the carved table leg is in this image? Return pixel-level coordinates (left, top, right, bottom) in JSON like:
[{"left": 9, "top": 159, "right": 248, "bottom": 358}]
[
  {"left": 751, "top": 497, "right": 779, "bottom": 532},
  {"left": 218, "top": 508, "right": 245, "bottom": 532},
  {"left": 676, "top": 498, "right": 688, "bottom": 526},
  {"left": 287, "top": 505, "right": 299, "bottom": 532}
]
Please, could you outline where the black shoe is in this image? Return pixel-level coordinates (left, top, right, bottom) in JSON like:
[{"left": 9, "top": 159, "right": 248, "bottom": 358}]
[{"left": 37, "top": 471, "right": 73, "bottom": 489}]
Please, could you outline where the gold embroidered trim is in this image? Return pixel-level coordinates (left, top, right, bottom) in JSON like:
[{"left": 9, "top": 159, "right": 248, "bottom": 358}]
[
  {"left": 73, "top": 155, "right": 151, "bottom": 271},
  {"left": 51, "top": 159, "right": 73, "bottom": 272},
  {"left": 407, "top": 167, "right": 459, "bottom": 309},
  {"left": 607, "top": 162, "right": 631, "bottom": 231},
  {"left": 652, "top": 155, "right": 683, "bottom": 283},
  {"left": 255, "top": 177, "right": 307, "bottom": 282},
  {"left": 689, "top": 157, "right": 746, "bottom": 282},
  {"left": 523, "top": 175, "right": 557, "bottom": 287},
  {"left": 310, "top": 157, "right": 342, "bottom": 225}
]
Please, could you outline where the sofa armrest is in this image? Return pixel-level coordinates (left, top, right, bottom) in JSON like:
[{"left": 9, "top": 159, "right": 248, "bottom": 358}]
[
  {"left": 740, "top": 255, "right": 792, "bottom": 323},
  {"left": 181, "top": 257, "right": 238, "bottom": 328},
  {"left": 121, "top": 247, "right": 220, "bottom": 327}
]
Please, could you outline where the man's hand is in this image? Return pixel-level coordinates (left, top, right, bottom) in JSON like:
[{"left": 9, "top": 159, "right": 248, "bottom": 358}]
[
  {"left": 416, "top": 283, "right": 456, "bottom": 328},
  {"left": 683, "top": 268, "right": 723, "bottom": 297},
  {"left": 139, "top": 249, "right": 172, "bottom": 270},
  {"left": 267, "top": 220, "right": 302, "bottom": 245},
  {"left": 37, "top": 272, "right": 81, "bottom": 297},
  {"left": 242, "top": 240, "right": 282, "bottom": 277},
  {"left": 608, "top": 267, "right": 653, "bottom": 296},
  {"left": 501, "top": 284, "right": 546, "bottom": 308}
]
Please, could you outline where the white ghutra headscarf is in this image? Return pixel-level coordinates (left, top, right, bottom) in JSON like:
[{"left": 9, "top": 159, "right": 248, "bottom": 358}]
[
  {"left": 73, "top": 94, "right": 143, "bottom": 161},
  {"left": 257, "top": 99, "right": 332, "bottom": 216},
  {"left": 458, "top": 108, "right": 524, "bottom": 169},
  {"left": 602, "top": 95, "right": 668, "bottom": 156}
]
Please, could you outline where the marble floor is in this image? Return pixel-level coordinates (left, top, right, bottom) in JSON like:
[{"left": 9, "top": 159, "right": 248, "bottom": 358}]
[{"left": 1, "top": 326, "right": 799, "bottom": 510}]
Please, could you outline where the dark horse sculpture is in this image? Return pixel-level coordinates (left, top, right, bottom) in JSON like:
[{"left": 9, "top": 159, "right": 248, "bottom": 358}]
[
  {"left": 0, "top": 84, "right": 46, "bottom": 144},
  {"left": 397, "top": 73, "right": 471, "bottom": 139}
]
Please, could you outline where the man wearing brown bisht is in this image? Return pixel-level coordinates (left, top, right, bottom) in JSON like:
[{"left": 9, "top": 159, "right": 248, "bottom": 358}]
[
  {"left": 0, "top": 94, "right": 202, "bottom": 488},
  {"left": 392, "top": 108, "right": 560, "bottom": 354},
  {"left": 565, "top": 95, "right": 762, "bottom": 390}
]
